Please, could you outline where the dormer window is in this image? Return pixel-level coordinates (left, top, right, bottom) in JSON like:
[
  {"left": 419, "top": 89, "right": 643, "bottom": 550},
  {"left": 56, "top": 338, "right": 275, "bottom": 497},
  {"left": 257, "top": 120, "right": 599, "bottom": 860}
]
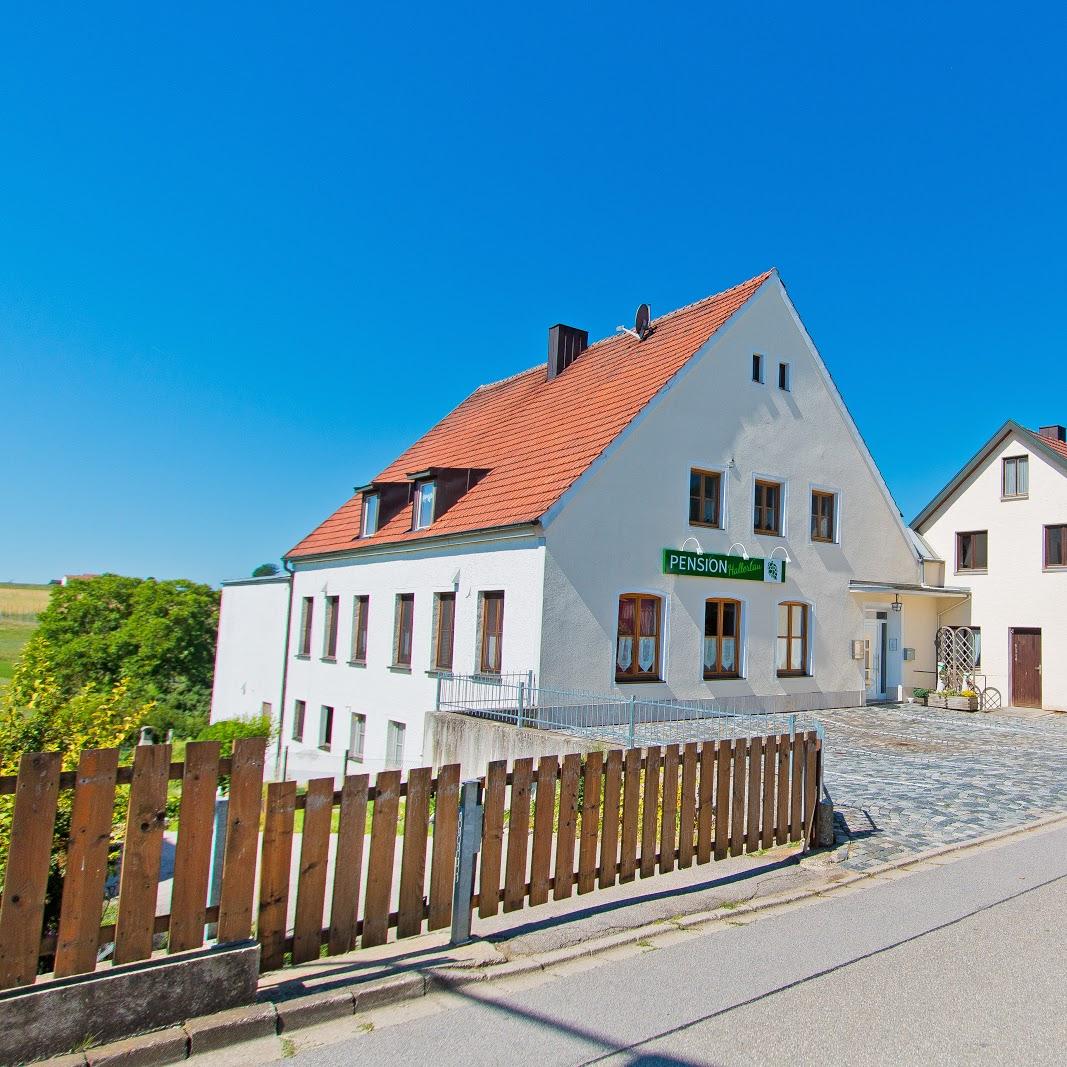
[
  {"left": 414, "top": 480, "right": 436, "bottom": 530},
  {"left": 361, "top": 492, "right": 380, "bottom": 537}
]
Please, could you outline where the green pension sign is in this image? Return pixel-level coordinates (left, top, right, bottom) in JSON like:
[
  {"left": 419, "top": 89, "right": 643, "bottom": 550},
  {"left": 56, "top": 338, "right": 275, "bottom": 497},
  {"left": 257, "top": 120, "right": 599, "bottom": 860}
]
[{"left": 662, "top": 548, "right": 787, "bottom": 583}]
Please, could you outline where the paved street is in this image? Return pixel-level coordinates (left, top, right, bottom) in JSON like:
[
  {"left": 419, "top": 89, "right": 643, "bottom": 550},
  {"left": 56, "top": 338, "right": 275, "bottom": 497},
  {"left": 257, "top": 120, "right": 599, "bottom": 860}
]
[
  {"left": 822, "top": 704, "right": 1067, "bottom": 869},
  {"left": 279, "top": 821, "right": 1067, "bottom": 1066}
]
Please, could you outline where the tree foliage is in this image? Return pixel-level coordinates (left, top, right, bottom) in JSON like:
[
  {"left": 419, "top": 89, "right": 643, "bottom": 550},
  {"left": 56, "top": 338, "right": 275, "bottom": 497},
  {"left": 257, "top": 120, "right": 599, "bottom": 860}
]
[
  {"left": 251, "top": 562, "right": 280, "bottom": 577},
  {"left": 22, "top": 574, "right": 220, "bottom": 738}
]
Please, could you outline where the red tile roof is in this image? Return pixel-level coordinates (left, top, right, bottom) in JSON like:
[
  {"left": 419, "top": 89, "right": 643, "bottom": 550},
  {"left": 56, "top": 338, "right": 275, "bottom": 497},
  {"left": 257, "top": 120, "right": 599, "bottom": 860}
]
[
  {"left": 1027, "top": 428, "right": 1067, "bottom": 460},
  {"left": 288, "top": 271, "right": 775, "bottom": 559}
]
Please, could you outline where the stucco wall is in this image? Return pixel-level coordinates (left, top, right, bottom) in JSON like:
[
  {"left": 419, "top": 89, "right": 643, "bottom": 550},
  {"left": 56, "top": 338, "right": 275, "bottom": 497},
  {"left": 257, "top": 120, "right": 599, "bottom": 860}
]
[
  {"left": 919, "top": 429, "right": 1067, "bottom": 710},
  {"left": 280, "top": 536, "right": 546, "bottom": 781},
  {"left": 539, "top": 279, "right": 923, "bottom": 708},
  {"left": 209, "top": 576, "right": 291, "bottom": 726}
]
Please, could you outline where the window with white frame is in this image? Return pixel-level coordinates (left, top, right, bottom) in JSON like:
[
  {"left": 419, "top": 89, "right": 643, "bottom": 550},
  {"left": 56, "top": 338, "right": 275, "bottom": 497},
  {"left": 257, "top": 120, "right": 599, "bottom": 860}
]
[
  {"left": 318, "top": 705, "right": 334, "bottom": 751},
  {"left": 386, "top": 720, "right": 406, "bottom": 769},
  {"left": 348, "top": 713, "right": 366, "bottom": 763},
  {"left": 413, "top": 480, "right": 436, "bottom": 530},
  {"left": 361, "top": 492, "right": 380, "bottom": 537}
]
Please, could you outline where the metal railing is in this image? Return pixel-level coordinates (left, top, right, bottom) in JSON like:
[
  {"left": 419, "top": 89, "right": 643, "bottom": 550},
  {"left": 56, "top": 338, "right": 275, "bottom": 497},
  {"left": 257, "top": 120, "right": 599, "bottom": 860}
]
[{"left": 435, "top": 672, "right": 821, "bottom": 748}]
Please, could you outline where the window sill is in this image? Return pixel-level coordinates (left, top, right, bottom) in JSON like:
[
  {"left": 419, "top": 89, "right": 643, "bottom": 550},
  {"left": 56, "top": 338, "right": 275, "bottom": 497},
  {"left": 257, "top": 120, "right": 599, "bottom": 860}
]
[
  {"left": 388, "top": 664, "right": 413, "bottom": 674},
  {"left": 776, "top": 671, "right": 810, "bottom": 679},
  {"left": 811, "top": 537, "right": 837, "bottom": 545},
  {"left": 1042, "top": 566, "right": 1067, "bottom": 572},
  {"left": 318, "top": 745, "right": 331, "bottom": 753},
  {"left": 754, "top": 530, "right": 785, "bottom": 538},
  {"left": 955, "top": 569, "right": 988, "bottom": 576},
  {"left": 294, "top": 653, "right": 310, "bottom": 660},
  {"left": 425, "top": 668, "right": 454, "bottom": 677},
  {"left": 703, "top": 673, "right": 741, "bottom": 681},
  {"left": 615, "top": 676, "right": 664, "bottom": 684},
  {"left": 1000, "top": 494, "right": 1028, "bottom": 502},
  {"left": 320, "top": 656, "right": 337, "bottom": 664},
  {"left": 689, "top": 521, "right": 722, "bottom": 530},
  {"left": 348, "top": 659, "right": 367, "bottom": 668}
]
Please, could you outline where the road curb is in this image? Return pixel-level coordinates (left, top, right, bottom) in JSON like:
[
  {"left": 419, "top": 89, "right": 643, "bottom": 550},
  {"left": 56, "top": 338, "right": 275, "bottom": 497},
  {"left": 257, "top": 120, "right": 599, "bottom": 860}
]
[{"left": 53, "top": 809, "right": 1067, "bottom": 1064}]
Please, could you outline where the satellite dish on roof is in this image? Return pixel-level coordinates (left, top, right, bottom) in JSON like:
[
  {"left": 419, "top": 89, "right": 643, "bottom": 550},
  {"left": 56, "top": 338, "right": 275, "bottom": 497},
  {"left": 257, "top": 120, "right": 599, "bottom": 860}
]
[
  {"left": 635, "top": 303, "right": 652, "bottom": 340},
  {"left": 616, "top": 302, "right": 654, "bottom": 342}
]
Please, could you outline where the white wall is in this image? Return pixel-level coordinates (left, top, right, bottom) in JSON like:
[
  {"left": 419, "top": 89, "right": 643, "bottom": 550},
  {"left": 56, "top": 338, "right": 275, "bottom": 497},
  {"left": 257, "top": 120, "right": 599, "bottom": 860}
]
[
  {"left": 210, "top": 576, "right": 291, "bottom": 726},
  {"left": 920, "top": 428, "right": 1067, "bottom": 710},
  {"left": 280, "top": 535, "right": 546, "bottom": 780},
  {"left": 540, "top": 279, "right": 924, "bottom": 709}
]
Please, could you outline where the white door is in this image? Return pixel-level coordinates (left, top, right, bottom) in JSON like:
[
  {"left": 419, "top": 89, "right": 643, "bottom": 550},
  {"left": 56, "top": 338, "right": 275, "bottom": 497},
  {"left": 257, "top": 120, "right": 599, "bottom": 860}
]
[{"left": 864, "top": 614, "right": 887, "bottom": 702}]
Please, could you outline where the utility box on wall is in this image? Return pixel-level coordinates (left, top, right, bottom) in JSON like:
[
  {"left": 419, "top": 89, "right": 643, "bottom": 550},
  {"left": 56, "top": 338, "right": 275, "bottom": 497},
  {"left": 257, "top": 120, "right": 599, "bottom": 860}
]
[
  {"left": 850, "top": 639, "right": 865, "bottom": 660},
  {"left": 902, "top": 647, "right": 916, "bottom": 661}
]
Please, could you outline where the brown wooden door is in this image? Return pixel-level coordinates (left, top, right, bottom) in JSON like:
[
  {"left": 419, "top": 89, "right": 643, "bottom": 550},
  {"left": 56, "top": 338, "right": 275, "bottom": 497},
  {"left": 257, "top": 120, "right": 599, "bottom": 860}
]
[{"left": 1011, "top": 629, "right": 1042, "bottom": 708}]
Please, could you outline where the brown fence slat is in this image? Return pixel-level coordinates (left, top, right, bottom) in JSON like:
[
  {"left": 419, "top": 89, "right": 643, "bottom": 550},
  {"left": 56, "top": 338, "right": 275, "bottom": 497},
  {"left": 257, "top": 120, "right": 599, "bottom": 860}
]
[
  {"left": 714, "top": 741, "right": 731, "bottom": 861},
  {"left": 745, "top": 736, "right": 763, "bottom": 853},
  {"left": 292, "top": 777, "right": 336, "bottom": 962},
  {"left": 478, "top": 761, "right": 507, "bottom": 918},
  {"left": 695, "top": 742, "right": 715, "bottom": 865},
  {"left": 529, "top": 756, "right": 558, "bottom": 906},
  {"left": 730, "top": 740, "right": 746, "bottom": 857},
  {"left": 257, "top": 781, "right": 296, "bottom": 971},
  {"left": 619, "top": 748, "right": 642, "bottom": 882},
  {"left": 54, "top": 748, "right": 119, "bottom": 978},
  {"left": 640, "top": 746, "right": 661, "bottom": 877},
  {"left": 553, "top": 753, "right": 580, "bottom": 900},
  {"left": 327, "top": 773, "right": 369, "bottom": 954},
  {"left": 0, "top": 752, "right": 61, "bottom": 989},
  {"left": 760, "top": 735, "right": 777, "bottom": 850},
  {"left": 775, "top": 734, "right": 791, "bottom": 846},
  {"left": 427, "top": 764, "right": 460, "bottom": 931},
  {"left": 659, "top": 744, "right": 679, "bottom": 874},
  {"left": 217, "top": 736, "right": 267, "bottom": 943},
  {"left": 114, "top": 743, "right": 171, "bottom": 965},
  {"left": 678, "top": 742, "right": 698, "bottom": 869},
  {"left": 789, "top": 734, "right": 806, "bottom": 841},
  {"left": 804, "top": 734, "right": 820, "bottom": 845},
  {"left": 397, "top": 767, "right": 432, "bottom": 938},
  {"left": 599, "top": 750, "right": 623, "bottom": 890},
  {"left": 167, "top": 741, "right": 220, "bottom": 955},
  {"left": 577, "top": 751, "right": 603, "bottom": 895},
  {"left": 362, "top": 769, "right": 401, "bottom": 947},
  {"left": 504, "top": 758, "right": 533, "bottom": 912}
]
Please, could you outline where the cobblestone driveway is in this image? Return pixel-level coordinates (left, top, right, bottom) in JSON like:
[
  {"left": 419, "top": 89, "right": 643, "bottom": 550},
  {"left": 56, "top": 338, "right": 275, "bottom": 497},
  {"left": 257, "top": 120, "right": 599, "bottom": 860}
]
[{"left": 821, "top": 703, "right": 1067, "bottom": 870}]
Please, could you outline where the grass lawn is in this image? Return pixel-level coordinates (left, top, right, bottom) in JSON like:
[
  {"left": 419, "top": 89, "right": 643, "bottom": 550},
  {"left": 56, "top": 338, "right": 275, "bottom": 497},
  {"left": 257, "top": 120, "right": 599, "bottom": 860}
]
[
  {"left": 0, "top": 582, "right": 52, "bottom": 685},
  {"left": 0, "top": 618, "right": 39, "bottom": 683}
]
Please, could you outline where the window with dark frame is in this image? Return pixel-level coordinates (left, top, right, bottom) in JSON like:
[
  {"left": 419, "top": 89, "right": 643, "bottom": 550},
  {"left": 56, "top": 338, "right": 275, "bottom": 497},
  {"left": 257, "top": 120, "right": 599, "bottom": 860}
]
[
  {"left": 703, "top": 598, "right": 741, "bottom": 679},
  {"left": 348, "top": 713, "right": 366, "bottom": 762},
  {"left": 394, "top": 593, "right": 414, "bottom": 666},
  {"left": 434, "top": 592, "right": 456, "bottom": 671},
  {"left": 616, "top": 593, "right": 662, "bottom": 682},
  {"left": 752, "top": 353, "right": 765, "bottom": 383},
  {"left": 318, "top": 705, "right": 334, "bottom": 751},
  {"left": 956, "top": 531, "right": 988, "bottom": 571},
  {"left": 1002, "top": 455, "right": 1029, "bottom": 498},
  {"left": 479, "top": 591, "right": 505, "bottom": 674},
  {"left": 1045, "top": 524, "right": 1067, "bottom": 568},
  {"left": 297, "top": 596, "right": 313, "bottom": 655},
  {"left": 361, "top": 492, "right": 380, "bottom": 537},
  {"left": 811, "top": 490, "right": 836, "bottom": 543},
  {"left": 754, "top": 479, "right": 782, "bottom": 534},
  {"left": 778, "top": 362, "right": 791, "bottom": 391},
  {"left": 322, "top": 595, "right": 339, "bottom": 659},
  {"left": 413, "top": 480, "right": 436, "bottom": 530},
  {"left": 689, "top": 469, "right": 722, "bottom": 527},
  {"left": 776, "top": 602, "right": 809, "bottom": 676},
  {"left": 351, "top": 595, "right": 369, "bottom": 664},
  {"left": 292, "top": 699, "right": 306, "bottom": 742}
]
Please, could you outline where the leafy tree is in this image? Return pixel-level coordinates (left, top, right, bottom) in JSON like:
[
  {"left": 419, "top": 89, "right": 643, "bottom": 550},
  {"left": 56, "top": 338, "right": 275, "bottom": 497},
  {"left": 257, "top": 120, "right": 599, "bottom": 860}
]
[
  {"left": 197, "top": 714, "right": 272, "bottom": 759},
  {"left": 22, "top": 574, "right": 219, "bottom": 738},
  {"left": 251, "top": 562, "right": 280, "bottom": 577}
]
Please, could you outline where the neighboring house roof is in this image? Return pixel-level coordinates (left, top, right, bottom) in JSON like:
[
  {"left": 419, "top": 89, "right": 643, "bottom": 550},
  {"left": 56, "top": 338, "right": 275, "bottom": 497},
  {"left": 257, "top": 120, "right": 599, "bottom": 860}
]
[
  {"left": 288, "top": 270, "right": 774, "bottom": 559},
  {"left": 911, "top": 420, "right": 1067, "bottom": 531}
]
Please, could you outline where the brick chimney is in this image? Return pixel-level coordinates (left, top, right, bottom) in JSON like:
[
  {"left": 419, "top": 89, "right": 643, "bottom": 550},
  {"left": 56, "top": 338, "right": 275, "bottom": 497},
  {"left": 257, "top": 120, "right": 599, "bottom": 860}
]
[
  {"left": 546, "top": 324, "right": 588, "bottom": 380},
  {"left": 1038, "top": 425, "right": 1067, "bottom": 443}
]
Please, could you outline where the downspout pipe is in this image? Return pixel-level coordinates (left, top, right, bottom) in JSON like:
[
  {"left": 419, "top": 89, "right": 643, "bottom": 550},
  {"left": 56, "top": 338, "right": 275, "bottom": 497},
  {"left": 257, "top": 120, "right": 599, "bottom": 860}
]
[{"left": 274, "top": 558, "right": 297, "bottom": 779}]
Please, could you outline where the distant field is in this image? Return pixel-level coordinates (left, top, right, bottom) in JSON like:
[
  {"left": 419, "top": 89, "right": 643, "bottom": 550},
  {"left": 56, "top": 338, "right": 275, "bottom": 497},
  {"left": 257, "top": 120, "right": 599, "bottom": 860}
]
[{"left": 0, "top": 583, "right": 52, "bottom": 683}]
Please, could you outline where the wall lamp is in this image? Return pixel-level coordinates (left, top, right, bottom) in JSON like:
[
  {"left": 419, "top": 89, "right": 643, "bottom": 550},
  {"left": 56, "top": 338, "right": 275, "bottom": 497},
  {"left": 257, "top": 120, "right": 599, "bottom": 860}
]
[
  {"left": 769, "top": 546, "right": 792, "bottom": 564},
  {"left": 727, "top": 542, "right": 749, "bottom": 560},
  {"left": 892, "top": 594, "right": 902, "bottom": 613},
  {"left": 680, "top": 536, "right": 703, "bottom": 553}
]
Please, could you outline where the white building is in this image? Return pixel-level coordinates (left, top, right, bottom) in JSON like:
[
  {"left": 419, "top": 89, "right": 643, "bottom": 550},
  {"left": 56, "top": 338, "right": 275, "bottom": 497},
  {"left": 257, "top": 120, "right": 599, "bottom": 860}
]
[
  {"left": 211, "top": 269, "right": 965, "bottom": 779},
  {"left": 912, "top": 420, "right": 1067, "bottom": 711}
]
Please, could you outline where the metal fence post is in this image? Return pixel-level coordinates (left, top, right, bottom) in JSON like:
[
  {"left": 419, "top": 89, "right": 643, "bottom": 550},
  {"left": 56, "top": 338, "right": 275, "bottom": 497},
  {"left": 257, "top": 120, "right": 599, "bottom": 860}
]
[
  {"left": 627, "top": 695, "right": 636, "bottom": 750},
  {"left": 205, "top": 789, "right": 229, "bottom": 941},
  {"left": 435, "top": 673, "right": 443, "bottom": 711},
  {"left": 516, "top": 681, "right": 525, "bottom": 729},
  {"left": 450, "top": 778, "right": 484, "bottom": 947},
  {"left": 789, "top": 713, "right": 797, "bottom": 739}
]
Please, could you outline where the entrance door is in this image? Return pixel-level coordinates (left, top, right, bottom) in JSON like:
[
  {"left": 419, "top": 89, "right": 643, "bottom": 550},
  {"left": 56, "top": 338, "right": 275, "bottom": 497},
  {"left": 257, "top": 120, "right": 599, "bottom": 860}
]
[
  {"left": 864, "top": 612, "right": 888, "bottom": 702},
  {"left": 1011, "top": 628, "right": 1042, "bottom": 708}
]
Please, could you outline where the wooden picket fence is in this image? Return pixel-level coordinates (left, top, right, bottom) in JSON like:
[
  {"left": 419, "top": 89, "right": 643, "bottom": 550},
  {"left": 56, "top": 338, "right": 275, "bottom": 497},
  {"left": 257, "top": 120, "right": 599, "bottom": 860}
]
[{"left": 0, "top": 729, "right": 821, "bottom": 992}]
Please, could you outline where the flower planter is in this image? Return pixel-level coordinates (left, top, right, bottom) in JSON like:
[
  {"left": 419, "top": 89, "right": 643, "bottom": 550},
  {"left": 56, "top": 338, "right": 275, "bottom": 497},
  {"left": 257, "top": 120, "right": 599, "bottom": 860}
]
[{"left": 924, "top": 694, "right": 979, "bottom": 712}]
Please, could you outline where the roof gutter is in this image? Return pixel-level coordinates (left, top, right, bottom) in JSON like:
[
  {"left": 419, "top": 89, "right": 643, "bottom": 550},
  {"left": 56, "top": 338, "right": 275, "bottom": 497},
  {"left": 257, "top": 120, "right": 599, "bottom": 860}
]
[{"left": 274, "top": 558, "right": 296, "bottom": 779}]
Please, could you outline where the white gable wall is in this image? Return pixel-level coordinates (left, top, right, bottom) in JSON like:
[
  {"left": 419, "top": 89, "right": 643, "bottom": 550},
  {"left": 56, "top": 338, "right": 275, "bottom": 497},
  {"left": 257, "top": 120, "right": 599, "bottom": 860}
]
[
  {"left": 918, "top": 428, "right": 1067, "bottom": 710},
  {"left": 540, "top": 279, "right": 929, "bottom": 706}
]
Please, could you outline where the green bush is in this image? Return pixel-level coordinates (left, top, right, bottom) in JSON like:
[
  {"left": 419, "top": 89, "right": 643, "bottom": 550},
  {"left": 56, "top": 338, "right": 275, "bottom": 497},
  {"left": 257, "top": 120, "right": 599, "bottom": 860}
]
[
  {"left": 912, "top": 687, "right": 930, "bottom": 699},
  {"left": 196, "top": 714, "right": 272, "bottom": 759}
]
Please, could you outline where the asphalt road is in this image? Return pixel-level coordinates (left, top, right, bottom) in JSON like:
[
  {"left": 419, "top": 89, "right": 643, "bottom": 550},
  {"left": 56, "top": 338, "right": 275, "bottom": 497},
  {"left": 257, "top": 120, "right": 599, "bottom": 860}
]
[{"left": 286, "top": 823, "right": 1067, "bottom": 1066}]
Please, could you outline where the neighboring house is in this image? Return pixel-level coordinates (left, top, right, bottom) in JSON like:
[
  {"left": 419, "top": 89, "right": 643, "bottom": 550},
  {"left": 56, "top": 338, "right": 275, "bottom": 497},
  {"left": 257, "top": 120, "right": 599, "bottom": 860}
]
[
  {"left": 912, "top": 421, "right": 1067, "bottom": 711},
  {"left": 211, "top": 269, "right": 964, "bottom": 780}
]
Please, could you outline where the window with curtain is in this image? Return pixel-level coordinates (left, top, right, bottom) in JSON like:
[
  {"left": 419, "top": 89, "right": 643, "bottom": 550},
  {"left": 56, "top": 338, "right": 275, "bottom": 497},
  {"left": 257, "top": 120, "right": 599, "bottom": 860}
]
[
  {"left": 704, "top": 599, "right": 741, "bottom": 679},
  {"left": 1044, "top": 525, "right": 1067, "bottom": 567},
  {"left": 1002, "top": 455, "right": 1029, "bottom": 498},
  {"left": 754, "top": 480, "right": 782, "bottom": 534},
  {"left": 811, "top": 490, "right": 836, "bottom": 543},
  {"left": 689, "top": 469, "right": 722, "bottom": 527},
  {"left": 348, "top": 713, "right": 366, "bottom": 762},
  {"left": 616, "top": 594, "right": 662, "bottom": 682},
  {"left": 386, "top": 720, "right": 406, "bottom": 769},
  {"left": 479, "top": 591, "right": 504, "bottom": 673},
  {"left": 956, "top": 531, "right": 988, "bottom": 571},
  {"left": 777, "top": 601, "right": 809, "bottom": 676}
]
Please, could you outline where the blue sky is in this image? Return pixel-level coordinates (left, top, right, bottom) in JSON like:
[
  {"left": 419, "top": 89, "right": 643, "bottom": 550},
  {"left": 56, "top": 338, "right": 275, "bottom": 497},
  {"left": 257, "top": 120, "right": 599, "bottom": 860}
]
[{"left": 2, "top": 2, "right": 1065, "bottom": 585}]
